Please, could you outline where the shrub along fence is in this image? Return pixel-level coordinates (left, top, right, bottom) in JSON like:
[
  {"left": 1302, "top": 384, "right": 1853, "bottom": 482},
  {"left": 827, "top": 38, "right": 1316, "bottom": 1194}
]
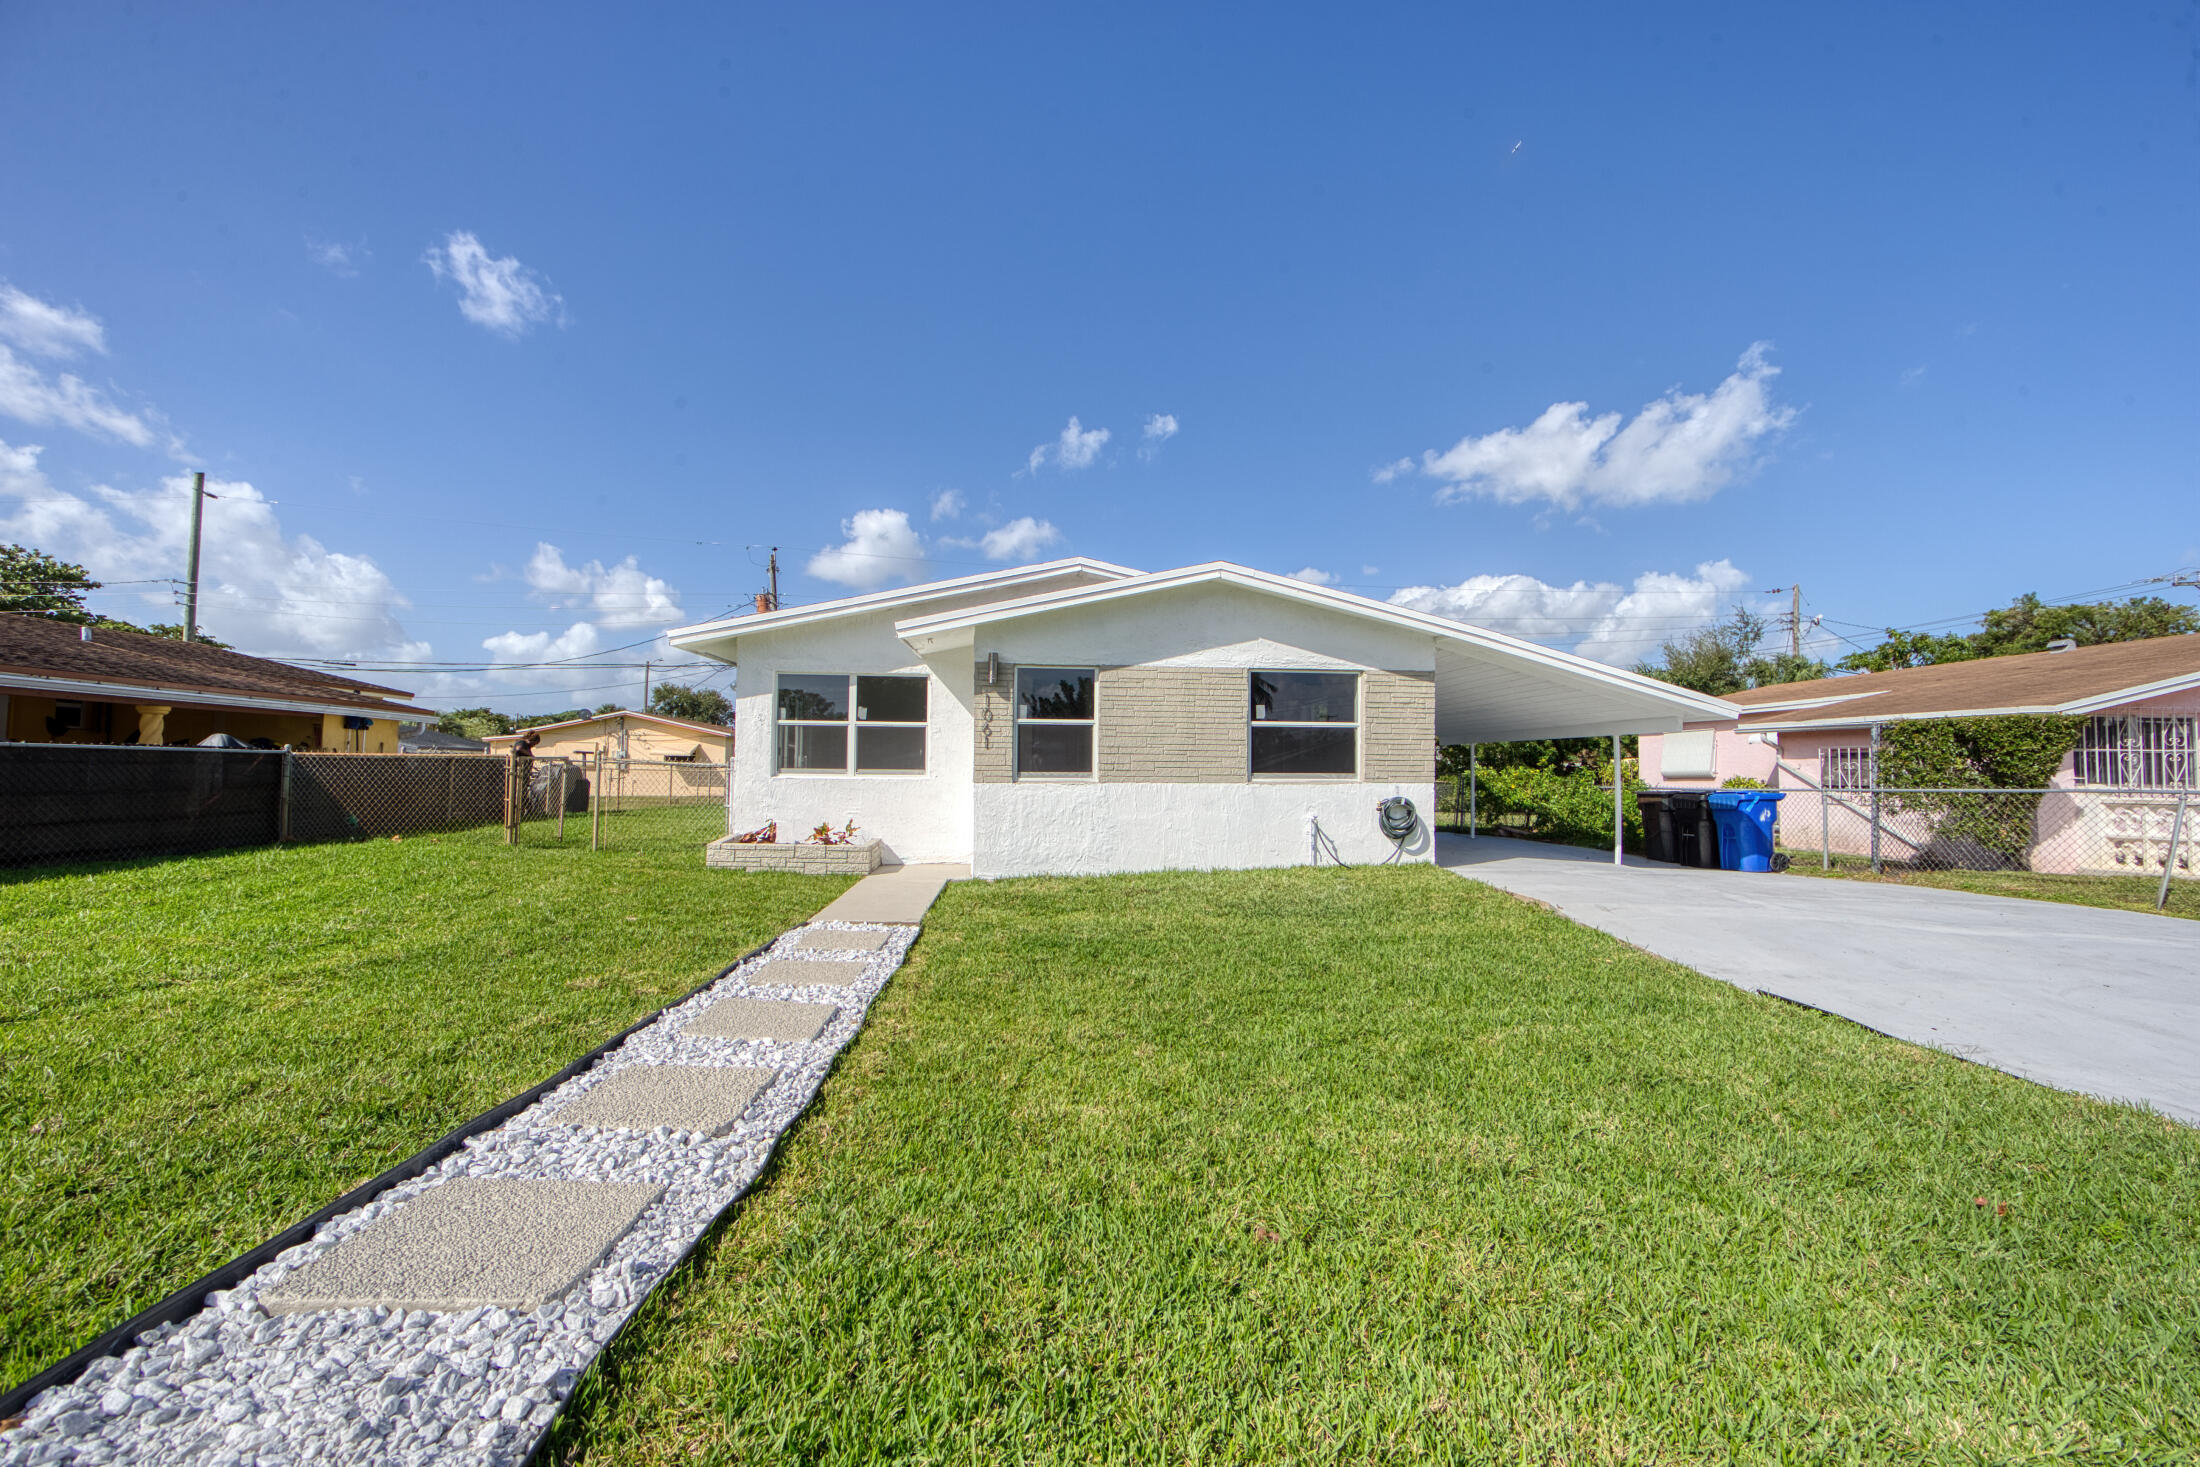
[{"left": 0, "top": 746, "right": 723, "bottom": 867}]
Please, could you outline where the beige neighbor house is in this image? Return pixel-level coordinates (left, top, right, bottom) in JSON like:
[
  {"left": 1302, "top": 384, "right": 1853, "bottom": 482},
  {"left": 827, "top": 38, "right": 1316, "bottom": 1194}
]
[
  {"left": 1637, "top": 635, "right": 2200, "bottom": 877},
  {"left": 483, "top": 710, "right": 732, "bottom": 801},
  {"left": 667, "top": 558, "right": 1735, "bottom": 877}
]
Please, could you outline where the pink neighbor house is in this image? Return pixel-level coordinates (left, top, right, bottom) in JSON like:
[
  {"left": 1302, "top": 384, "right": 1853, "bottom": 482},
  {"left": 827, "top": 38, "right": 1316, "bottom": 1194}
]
[{"left": 1637, "top": 634, "right": 2200, "bottom": 877}]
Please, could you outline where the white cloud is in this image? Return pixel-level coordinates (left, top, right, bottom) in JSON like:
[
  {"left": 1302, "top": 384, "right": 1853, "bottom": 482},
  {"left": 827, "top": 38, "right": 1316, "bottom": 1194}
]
[
  {"left": 1370, "top": 457, "right": 1415, "bottom": 485},
  {"left": 480, "top": 621, "right": 603, "bottom": 665},
  {"left": 422, "top": 230, "right": 565, "bottom": 337},
  {"left": 1360, "top": 564, "right": 1380, "bottom": 577},
  {"left": 0, "top": 286, "right": 106, "bottom": 358},
  {"left": 523, "top": 543, "right": 684, "bottom": 628},
  {"left": 1403, "top": 345, "right": 1796, "bottom": 510},
  {"left": 307, "top": 237, "right": 368, "bottom": 278},
  {"left": 807, "top": 508, "right": 924, "bottom": 589},
  {"left": 0, "top": 347, "right": 158, "bottom": 447},
  {"left": 929, "top": 488, "right": 965, "bottom": 521},
  {"left": 0, "top": 437, "right": 423, "bottom": 659},
  {"left": 1024, "top": 416, "right": 1109, "bottom": 474},
  {"left": 1139, "top": 413, "right": 1178, "bottom": 459},
  {"left": 1389, "top": 558, "right": 1753, "bottom": 666},
  {"left": 1900, "top": 364, "right": 1927, "bottom": 388},
  {"left": 977, "top": 516, "right": 1062, "bottom": 561},
  {"left": 1286, "top": 566, "right": 1336, "bottom": 586}
]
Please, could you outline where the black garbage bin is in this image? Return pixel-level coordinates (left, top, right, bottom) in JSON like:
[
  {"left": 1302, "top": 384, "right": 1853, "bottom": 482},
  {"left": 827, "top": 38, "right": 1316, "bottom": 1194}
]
[
  {"left": 1667, "top": 791, "right": 1721, "bottom": 869},
  {"left": 1636, "top": 791, "right": 1678, "bottom": 863}
]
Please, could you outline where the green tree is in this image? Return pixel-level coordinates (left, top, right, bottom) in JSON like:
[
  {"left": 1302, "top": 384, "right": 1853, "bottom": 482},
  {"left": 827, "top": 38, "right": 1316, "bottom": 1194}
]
[
  {"left": 437, "top": 707, "right": 515, "bottom": 739},
  {"left": 1840, "top": 593, "right": 2199, "bottom": 672},
  {"left": 2, "top": 543, "right": 103, "bottom": 622},
  {"left": 513, "top": 708, "right": 591, "bottom": 730},
  {"left": 649, "top": 682, "right": 733, "bottom": 725},
  {"left": 1635, "top": 608, "right": 1828, "bottom": 696}
]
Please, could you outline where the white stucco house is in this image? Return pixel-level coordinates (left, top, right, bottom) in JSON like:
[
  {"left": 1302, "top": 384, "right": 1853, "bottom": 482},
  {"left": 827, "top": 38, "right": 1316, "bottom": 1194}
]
[{"left": 668, "top": 558, "right": 1734, "bottom": 878}]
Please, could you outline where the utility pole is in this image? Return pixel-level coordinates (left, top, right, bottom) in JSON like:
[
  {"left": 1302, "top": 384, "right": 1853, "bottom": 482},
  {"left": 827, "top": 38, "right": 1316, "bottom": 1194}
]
[
  {"left": 641, "top": 659, "right": 652, "bottom": 712},
  {"left": 1789, "top": 583, "right": 1802, "bottom": 659},
  {"left": 767, "top": 547, "right": 779, "bottom": 611},
  {"left": 182, "top": 472, "right": 207, "bottom": 642}
]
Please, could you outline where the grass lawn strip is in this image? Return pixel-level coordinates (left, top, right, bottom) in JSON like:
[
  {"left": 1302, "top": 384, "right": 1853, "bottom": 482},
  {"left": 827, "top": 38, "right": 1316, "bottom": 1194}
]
[
  {"left": 0, "top": 830, "right": 853, "bottom": 1389},
  {"left": 6, "top": 922, "right": 918, "bottom": 1465},
  {"left": 550, "top": 865, "right": 2200, "bottom": 1464}
]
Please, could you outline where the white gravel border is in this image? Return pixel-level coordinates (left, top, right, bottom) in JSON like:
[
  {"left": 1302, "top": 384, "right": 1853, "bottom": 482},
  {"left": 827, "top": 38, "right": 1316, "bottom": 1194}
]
[{"left": 2, "top": 922, "right": 917, "bottom": 1467}]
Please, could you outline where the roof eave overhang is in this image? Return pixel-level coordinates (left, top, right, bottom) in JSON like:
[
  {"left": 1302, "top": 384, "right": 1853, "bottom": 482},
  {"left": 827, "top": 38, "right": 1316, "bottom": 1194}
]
[
  {"left": 0, "top": 671, "right": 430, "bottom": 721},
  {"left": 666, "top": 557, "right": 1146, "bottom": 656}
]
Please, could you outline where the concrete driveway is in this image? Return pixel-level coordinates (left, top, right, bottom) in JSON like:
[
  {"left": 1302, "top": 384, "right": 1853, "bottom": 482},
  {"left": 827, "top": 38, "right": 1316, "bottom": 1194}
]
[{"left": 1436, "top": 833, "right": 2200, "bottom": 1123}]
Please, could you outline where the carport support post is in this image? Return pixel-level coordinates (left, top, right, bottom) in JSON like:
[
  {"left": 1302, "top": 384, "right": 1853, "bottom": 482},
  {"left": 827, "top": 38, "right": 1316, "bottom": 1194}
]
[
  {"left": 1869, "top": 722, "right": 1884, "bottom": 875},
  {"left": 1611, "top": 733, "right": 1624, "bottom": 866},
  {"left": 1468, "top": 744, "right": 1477, "bottom": 837}
]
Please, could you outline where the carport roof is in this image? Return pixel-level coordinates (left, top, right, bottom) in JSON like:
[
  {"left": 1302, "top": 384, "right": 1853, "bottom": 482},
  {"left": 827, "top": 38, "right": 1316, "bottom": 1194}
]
[{"left": 894, "top": 561, "right": 1737, "bottom": 743}]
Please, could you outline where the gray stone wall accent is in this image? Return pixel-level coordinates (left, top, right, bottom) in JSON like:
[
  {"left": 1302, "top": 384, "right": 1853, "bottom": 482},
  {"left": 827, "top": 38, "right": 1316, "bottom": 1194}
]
[
  {"left": 704, "top": 838, "right": 882, "bottom": 874},
  {"left": 1362, "top": 668, "right": 1437, "bottom": 782},
  {"left": 973, "top": 659, "right": 1013, "bottom": 784},
  {"left": 1095, "top": 666, "right": 1245, "bottom": 782}
]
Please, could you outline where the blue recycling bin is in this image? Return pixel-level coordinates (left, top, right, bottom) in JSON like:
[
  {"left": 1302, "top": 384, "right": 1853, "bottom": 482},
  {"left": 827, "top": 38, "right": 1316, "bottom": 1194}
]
[{"left": 1706, "top": 790, "right": 1785, "bottom": 872}]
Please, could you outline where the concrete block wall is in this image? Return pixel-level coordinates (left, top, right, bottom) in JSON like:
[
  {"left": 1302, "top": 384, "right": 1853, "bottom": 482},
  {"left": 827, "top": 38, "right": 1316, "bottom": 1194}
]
[
  {"left": 1361, "top": 669, "right": 1437, "bottom": 782},
  {"left": 1096, "top": 667, "right": 1244, "bottom": 781}
]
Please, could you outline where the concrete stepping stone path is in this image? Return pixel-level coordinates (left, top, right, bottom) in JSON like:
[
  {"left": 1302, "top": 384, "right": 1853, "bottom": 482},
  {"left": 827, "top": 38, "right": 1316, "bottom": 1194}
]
[
  {"left": 545, "top": 1064, "right": 777, "bottom": 1138},
  {"left": 686, "top": 996, "right": 840, "bottom": 1043},
  {"left": 1, "top": 911, "right": 941, "bottom": 1467},
  {"left": 261, "top": 1178, "right": 663, "bottom": 1317}
]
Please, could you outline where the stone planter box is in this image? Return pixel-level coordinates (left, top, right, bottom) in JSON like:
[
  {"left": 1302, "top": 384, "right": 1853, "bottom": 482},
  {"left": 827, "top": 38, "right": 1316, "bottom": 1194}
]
[{"left": 705, "top": 837, "right": 883, "bottom": 875}]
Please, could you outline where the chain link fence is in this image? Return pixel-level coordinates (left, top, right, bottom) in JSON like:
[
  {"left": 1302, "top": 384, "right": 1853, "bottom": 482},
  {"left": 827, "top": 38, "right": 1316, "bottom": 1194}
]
[
  {"left": 0, "top": 745, "right": 730, "bottom": 867},
  {"left": 568, "top": 754, "right": 730, "bottom": 853},
  {"left": 1438, "top": 772, "right": 2197, "bottom": 916}
]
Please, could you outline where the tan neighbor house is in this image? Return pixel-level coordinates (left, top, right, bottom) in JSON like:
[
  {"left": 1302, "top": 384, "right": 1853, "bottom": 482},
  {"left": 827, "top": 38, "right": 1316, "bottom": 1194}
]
[
  {"left": 483, "top": 709, "right": 733, "bottom": 764},
  {"left": 0, "top": 616, "right": 427, "bottom": 750}
]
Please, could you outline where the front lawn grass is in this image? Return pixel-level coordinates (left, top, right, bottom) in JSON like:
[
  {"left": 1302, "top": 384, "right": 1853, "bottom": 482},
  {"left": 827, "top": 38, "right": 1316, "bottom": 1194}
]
[
  {"left": 0, "top": 834, "right": 851, "bottom": 1389},
  {"left": 552, "top": 865, "right": 2200, "bottom": 1464}
]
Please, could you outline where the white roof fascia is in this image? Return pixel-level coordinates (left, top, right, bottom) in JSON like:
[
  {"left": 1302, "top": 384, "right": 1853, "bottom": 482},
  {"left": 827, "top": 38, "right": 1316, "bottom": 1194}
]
[
  {"left": 894, "top": 561, "right": 1740, "bottom": 723},
  {"left": 1740, "top": 704, "right": 2068, "bottom": 732},
  {"left": 665, "top": 557, "right": 1143, "bottom": 654},
  {"left": 1726, "top": 688, "right": 1891, "bottom": 714},
  {"left": 2055, "top": 669, "right": 2200, "bottom": 715},
  {"left": 0, "top": 670, "right": 423, "bottom": 722}
]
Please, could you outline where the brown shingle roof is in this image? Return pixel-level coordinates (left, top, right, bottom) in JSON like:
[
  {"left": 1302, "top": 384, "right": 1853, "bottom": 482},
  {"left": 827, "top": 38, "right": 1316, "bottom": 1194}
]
[
  {"left": 1727, "top": 634, "right": 2200, "bottom": 726},
  {"left": 0, "top": 615, "right": 427, "bottom": 716}
]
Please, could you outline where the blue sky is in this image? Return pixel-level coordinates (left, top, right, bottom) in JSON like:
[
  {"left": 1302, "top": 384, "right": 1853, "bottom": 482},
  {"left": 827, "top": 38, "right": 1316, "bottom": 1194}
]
[{"left": 2, "top": 2, "right": 2194, "bottom": 712}]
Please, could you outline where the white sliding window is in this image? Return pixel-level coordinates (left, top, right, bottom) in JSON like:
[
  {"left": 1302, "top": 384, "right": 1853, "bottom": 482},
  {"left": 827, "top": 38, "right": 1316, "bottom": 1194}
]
[
  {"left": 1015, "top": 667, "right": 1094, "bottom": 776},
  {"left": 1249, "top": 671, "right": 1357, "bottom": 777},
  {"left": 776, "top": 673, "right": 927, "bottom": 774}
]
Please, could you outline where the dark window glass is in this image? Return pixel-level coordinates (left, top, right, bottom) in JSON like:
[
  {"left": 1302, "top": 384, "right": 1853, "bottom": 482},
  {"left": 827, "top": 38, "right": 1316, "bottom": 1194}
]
[
  {"left": 778, "top": 674, "right": 847, "bottom": 722},
  {"left": 1250, "top": 726, "right": 1356, "bottom": 776},
  {"left": 1250, "top": 672, "right": 1356, "bottom": 724},
  {"left": 1017, "top": 667, "right": 1093, "bottom": 720},
  {"left": 856, "top": 725, "right": 926, "bottom": 771},
  {"left": 1018, "top": 724, "right": 1093, "bottom": 774},
  {"left": 855, "top": 675, "right": 927, "bottom": 724},
  {"left": 778, "top": 723, "right": 848, "bottom": 772}
]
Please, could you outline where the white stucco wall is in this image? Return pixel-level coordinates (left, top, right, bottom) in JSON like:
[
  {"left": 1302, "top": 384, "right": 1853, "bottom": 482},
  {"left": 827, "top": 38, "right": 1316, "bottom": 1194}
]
[
  {"left": 729, "top": 619, "right": 976, "bottom": 865},
  {"left": 972, "top": 780, "right": 1437, "bottom": 878},
  {"left": 975, "top": 582, "right": 1436, "bottom": 672}
]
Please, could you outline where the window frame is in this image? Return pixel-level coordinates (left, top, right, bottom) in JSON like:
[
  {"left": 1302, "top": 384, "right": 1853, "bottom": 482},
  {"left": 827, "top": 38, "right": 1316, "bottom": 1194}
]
[
  {"left": 1012, "top": 666, "right": 1098, "bottom": 780},
  {"left": 772, "top": 672, "right": 930, "bottom": 777},
  {"left": 1821, "top": 745, "right": 1873, "bottom": 791},
  {"left": 2073, "top": 714, "right": 2198, "bottom": 790},
  {"left": 1246, "top": 669, "right": 1360, "bottom": 780}
]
